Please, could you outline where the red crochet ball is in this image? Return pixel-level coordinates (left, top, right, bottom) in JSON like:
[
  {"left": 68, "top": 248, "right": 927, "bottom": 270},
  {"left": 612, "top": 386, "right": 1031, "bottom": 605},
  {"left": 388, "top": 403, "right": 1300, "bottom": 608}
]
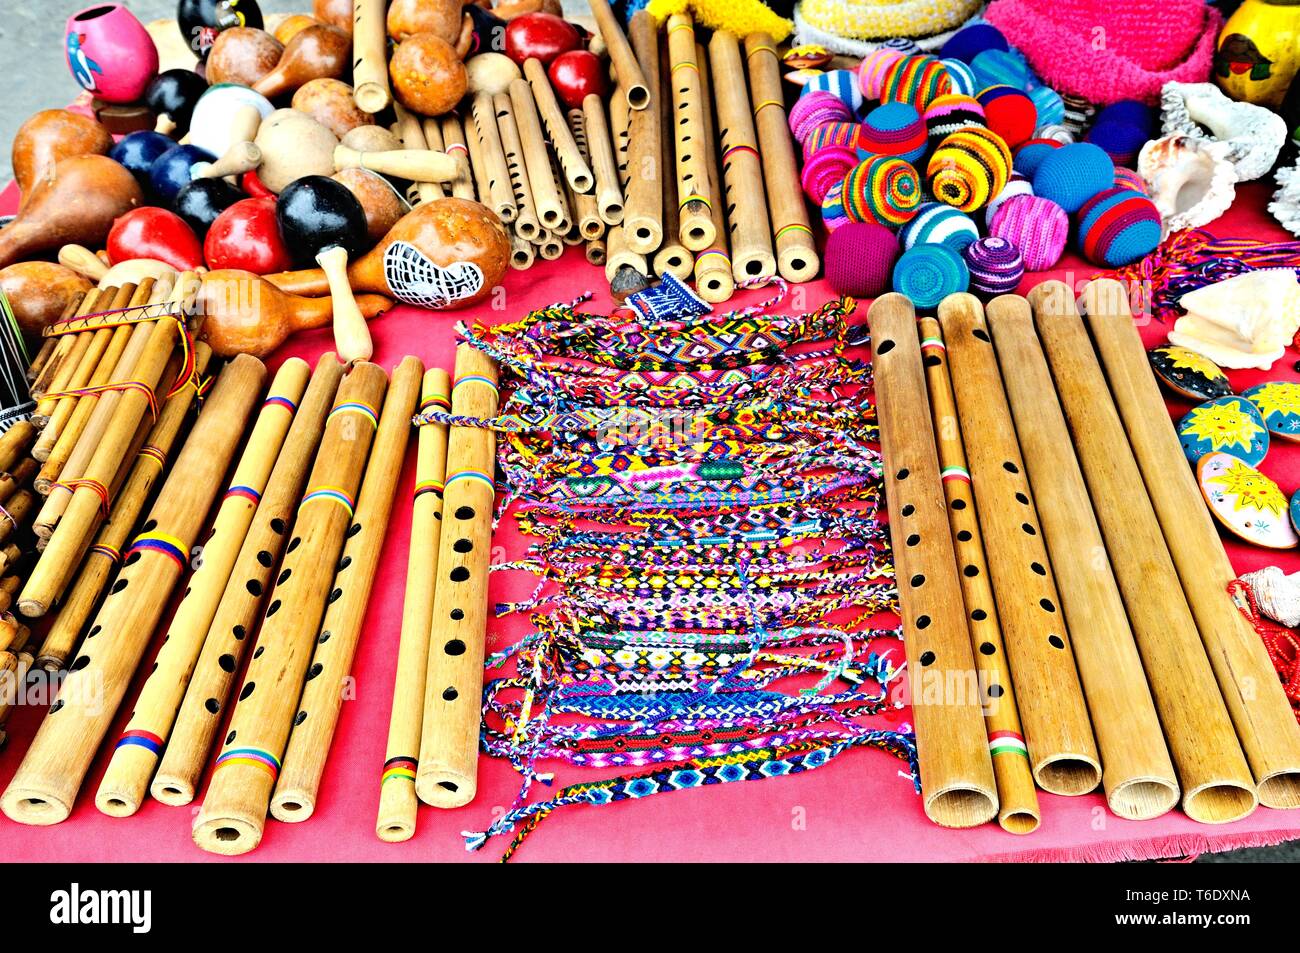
[
  {"left": 826, "top": 222, "right": 900, "bottom": 298},
  {"left": 976, "top": 85, "right": 1037, "bottom": 149}
]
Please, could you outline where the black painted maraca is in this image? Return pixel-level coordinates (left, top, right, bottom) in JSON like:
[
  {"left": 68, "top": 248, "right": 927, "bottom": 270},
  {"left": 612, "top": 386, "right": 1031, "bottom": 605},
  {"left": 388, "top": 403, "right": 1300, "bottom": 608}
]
[
  {"left": 145, "top": 68, "right": 208, "bottom": 136},
  {"left": 174, "top": 177, "right": 244, "bottom": 237},
  {"left": 178, "top": 0, "right": 264, "bottom": 60},
  {"left": 275, "top": 175, "right": 373, "bottom": 362}
]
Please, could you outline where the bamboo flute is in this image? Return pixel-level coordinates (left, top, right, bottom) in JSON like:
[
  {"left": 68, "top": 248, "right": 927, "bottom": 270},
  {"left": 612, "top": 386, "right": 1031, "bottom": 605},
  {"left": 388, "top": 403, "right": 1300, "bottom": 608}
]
[
  {"left": 586, "top": 239, "right": 607, "bottom": 266},
  {"left": 1080, "top": 278, "right": 1300, "bottom": 811},
  {"left": 985, "top": 294, "right": 1179, "bottom": 819},
  {"left": 693, "top": 37, "right": 734, "bottom": 303},
  {"left": 590, "top": 0, "right": 649, "bottom": 110},
  {"left": 0, "top": 423, "right": 36, "bottom": 475},
  {"left": 651, "top": 35, "right": 690, "bottom": 280},
  {"left": 522, "top": 58, "right": 593, "bottom": 193},
  {"left": 917, "top": 316, "right": 1039, "bottom": 834},
  {"left": 509, "top": 232, "right": 536, "bottom": 270},
  {"left": 0, "top": 460, "right": 37, "bottom": 506},
  {"left": 192, "top": 363, "right": 388, "bottom": 854},
  {"left": 744, "top": 33, "right": 820, "bottom": 283},
  {"left": 34, "top": 351, "right": 206, "bottom": 672},
  {"left": 1028, "top": 280, "right": 1258, "bottom": 823},
  {"left": 868, "top": 293, "right": 998, "bottom": 827},
  {"left": 463, "top": 104, "right": 494, "bottom": 208},
  {"left": 152, "top": 355, "right": 343, "bottom": 806},
  {"left": 492, "top": 93, "right": 542, "bottom": 242},
  {"left": 415, "top": 344, "right": 499, "bottom": 808},
  {"left": 272, "top": 357, "right": 423, "bottom": 822},
  {"left": 0, "top": 626, "right": 32, "bottom": 739},
  {"left": 377, "top": 368, "right": 451, "bottom": 842},
  {"left": 583, "top": 94, "right": 623, "bottom": 225},
  {"left": 507, "top": 79, "right": 566, "bottom": 232},
  {"left": 439, "top": 115, "right": 476, "bottom": 201},
  {"left": 395, "top": 102, "right": 443, "bottom": 204},
  {"left": 352, "top": 0, "right": 392, "bottom": 114},
  {"left": 0, "top": 355, "right": 265, "bottom": 826},
  {"left": 538, "top": 228, "right": 565, "bottom": 261},
  {"left": 938, "top": 294, "right": 1101, "bottom": 795},
  {"left": 94, "top": 359, "right": 312, "bottom": 817},
  {"left": 665, "top": 15, "right": 715, "bottom": 252},
  {"left": 0, "top": 490, "right": 35, "bottom": 544},
  {"left": 566, "top": 108, "right": 606, "bottom": 241},
  {"left": 469, "top": 93, "right": 517, "bottom": 223},
  {"left": 29, "top": 289, "right": 109, "bottom": 414},
  {"left": 623, "top": 11, "right": 663, "bottom": 255}
]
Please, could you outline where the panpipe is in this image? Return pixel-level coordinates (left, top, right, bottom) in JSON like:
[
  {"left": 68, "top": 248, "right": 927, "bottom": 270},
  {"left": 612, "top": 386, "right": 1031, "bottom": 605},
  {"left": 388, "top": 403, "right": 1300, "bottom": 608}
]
[
  {"left": 415, "top": 343, "right": 500, "bottom": 808},
  {"left": 985, "top": 294, "right": 1179, "bottom": 819},
  {"left": 507, "top": 79, "right": 566, "bottom": 233},
  {"left": 1079, "top": 278, "right": 1300, "bottom": 810},
  {"left": 590, "top": 0, "right": 649, "bottom": 110},
  {"left": 917, "top": 316, "right": 1039, "bottom": 834},
  {"left": 665, "top": 15, "right": 715, "bottom": 252},
  {"left": 522, "top": 58, "right": 593, "bottom": 194},
  {"left": 937, "top": 294, "right": 1101, "bottom": 796},
  {"left": 493, "top": 93, "right": 542, "bottom": 242},
  {"left": 30, "top": 289, "right": 106, "bottom": 411},
  {"left": 192, "top": 363, "right": 388, "bottom": 855},
  {"left": 31, "top": 285, "right": 129, "bottom": 427},
  {"left": 94, "top": 359, "right": 312, "bottom": 817},
  {"left": 692, "top": 39, "right": 734, "bottom": 303},
  {"left": 1028, "top": 281, "right": 1258, "bottom": 823},
  {"left": 271, "top": 356, "right": 423, "bottom": 822},
  {"left": 377, "top": 368, "right": 451, "bottom": 841},
  {"left": 583, "top": 94, "right": 623, "bottom": 226},
  {"left": 744, "top": 33, "right": 820, "bottom": 283},
  {"left": 469, "top": 93, "right": 517, "bottom": 225},
  {"left": 0, "top": 355, "right": 265, "bottom": 825},
  {"left": 868, "top": 293, "right": 998, "bottom": 827},
  {"left": 152, "top": 355, "right": 344, "bottom": 805},
  {"left": 351, "top": 0, "right": 392, "bottom": 115},
  {"left": 652, "top": 35, "right": 690, "bottom": 280},
  {"left": 623, "top": 11, "right": 664, "bottom": 255}
]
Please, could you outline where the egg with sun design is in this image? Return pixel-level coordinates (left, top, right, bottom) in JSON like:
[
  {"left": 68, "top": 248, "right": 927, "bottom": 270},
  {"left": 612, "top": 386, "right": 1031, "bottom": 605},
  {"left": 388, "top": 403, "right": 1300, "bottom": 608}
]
[
  {"left": 1242, "top": 381, "right": 1300, "bottom": 442},
  {"left": 1177, "top": 395, "right": 1269, "bottom": 467},
  {"left": 1197, "top": 452, "right": 1298, "bottom": 549},
  {"left": 1148, "top": 345, "right": 1233, "bottom": 401}
]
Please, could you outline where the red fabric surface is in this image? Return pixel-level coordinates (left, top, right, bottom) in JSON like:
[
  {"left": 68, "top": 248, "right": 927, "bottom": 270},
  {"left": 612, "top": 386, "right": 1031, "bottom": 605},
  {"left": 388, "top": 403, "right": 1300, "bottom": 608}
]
[{"left": 3, "top": 182, "right": 1300, "bottom": 862}]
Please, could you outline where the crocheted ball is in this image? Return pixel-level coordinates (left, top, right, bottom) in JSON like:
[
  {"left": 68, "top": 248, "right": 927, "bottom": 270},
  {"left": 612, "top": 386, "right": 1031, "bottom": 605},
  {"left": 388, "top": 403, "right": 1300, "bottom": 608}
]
[
  {"left": 1093, "top": 99, "right": 1157, "bottom": 136},
  {"left": 899, "top": 202, "right": 980, "bottom": 253},
  {"left": 789, "top": 91, "right": 854, "bottom": 147},
  {"left": 940, "top": 58, "right": 978, "bottom": 96},
  {"left": 1034, "top": 123, "right": 1074, "bottom": 145},
  {"left": 976, "top": 85, "right": 1037, "bottom": 149},
  {"left": 926, "top": 126, "right": 1012, "bottom": 213},
  {"left": 821, "top": 180, "right": 849, "bottom": 231},
  {"left": 964, "top": 236, "right": 1025, "bottom": 296},
  {"left": 842, "top": 156, "right": 922, "bottom": 227},
  {"left": 880, "top": 54, "right": 953, "bottom": 112},
  {"left": 801, "top": 145, "right": 858, "bottom": 203},
  {"left": 825, "top": 222, "right": 899, "bottom": 298},
  {"left": 803, "top": 69, "right": 864, "bottom": 114},
  {"left": 858, "top": 102, "right": 927, "bottom": 164},
  {"left": 971, "top": 49, "right": 1031, "bottom": 91},
  {"left": 984, "top": 172, "right": 1033, "bottom": 226},
  {"left": 1076, "top": 187, "right": 1162, "bottom": 267},
  {"left": 923, "top": 94, "right": 986, "bottom": 151},
  {"left": 1112, "top": 166, "right": 1148, "bottom": 196},
  {"left": 803, "top": 121, "right": 862, "bottom": 160},
  {"left": 1012, "top": 138, "right": 1062, "bottom": 178},
  {"left": 988, "top": 194, "right": 1069, "bottom": 271},
  {"left": 940, "top": 23, "right": 1010, "bottom": 64},
  {"left": 859, "top": 47, "right": 906, "bottom": 100},
  {"left": 882, "top": 36, "right": 921, "bottom": 56},
  {"left": 1032, "top": 142, "right": 1114, "bottom": 213},
  {"left": 1085, "top": 121, "right": 1148, "bottom": 167},
  {"left": 892, "top": 244, "right": 970, "bottom": 308},
  {"left": 1028, "top": 86, "right": 1064, "bottom": 127}
]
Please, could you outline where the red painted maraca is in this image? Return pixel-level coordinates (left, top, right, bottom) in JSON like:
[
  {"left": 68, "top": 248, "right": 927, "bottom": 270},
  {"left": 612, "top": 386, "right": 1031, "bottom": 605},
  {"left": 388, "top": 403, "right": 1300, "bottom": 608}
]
[
  {"left": 108, "top": 207, "right": 205, "bottom": 272},
  {"left": 12, "top": 110, "right": 114, "bottom": 210},
  {"left": 65, "top": 4, "right": 159, "bottom": 104},
  {"left": 144, "top": 68, "right": 208, "bottom": 136},
  {"left": 205, "top": 197, "right": 294, "bottom": 274},
  {"left": 276, "top": 175, "right": 373, "bottom": 362}
]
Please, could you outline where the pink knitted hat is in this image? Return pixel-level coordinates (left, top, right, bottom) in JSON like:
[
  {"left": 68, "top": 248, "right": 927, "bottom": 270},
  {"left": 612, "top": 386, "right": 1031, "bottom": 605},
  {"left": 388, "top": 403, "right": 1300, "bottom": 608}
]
[{"left": 983, "top": 0, "right": 1222, "bottom": 105}]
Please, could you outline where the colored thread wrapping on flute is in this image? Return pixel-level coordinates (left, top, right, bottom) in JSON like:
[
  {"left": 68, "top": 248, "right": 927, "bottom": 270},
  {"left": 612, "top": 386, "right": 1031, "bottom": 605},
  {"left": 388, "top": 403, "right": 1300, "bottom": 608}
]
[
  {"left": 415, "top": 479, "right": 445, "bottom": 500},
  {"left": 138, "top": 445, "right": 168, "bottom": 470},
  {"left": 41, "top": 378, "right": 160, "bottom": 421},
  {"left": 299, "top": 486, "right": 356, "bottom": 517},
  {"left": 91, "top": 543, "right": 123, "bottom": 564},
  {"left": 127, "top": 531, "right": 189, "bottom": 570},
  {"left": 989, "top": 729, "right": 1029, "bottom": 758},
  {"left": 58, "top": 478, "right": 112, "bottom": 518},
  {"left": 263, "top": 395, "right": 299, "bottom": 413},
  {"left": 328, "top": 402, "right": 379, "bottom": 429},
  {"left": 214, "top": 746, "right": 282, "bottom": 780},
  {"left": 115, "top": 728, "right": 164, "bottom": 754},
  {"left": 382, "top": 756, "right": 418, "bottom": 784},
  {"left": 224, "top": 485, "right": 262, "bottom": 505}
]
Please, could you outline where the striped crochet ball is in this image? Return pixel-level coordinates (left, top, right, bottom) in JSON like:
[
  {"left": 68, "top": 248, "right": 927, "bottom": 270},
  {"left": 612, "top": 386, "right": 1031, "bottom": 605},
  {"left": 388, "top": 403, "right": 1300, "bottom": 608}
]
[
  {"left": 988, "top": 194, "right": 1069, "bottom": 271},
  {"left": 803, "top": 69, "right": 864, "bottom": 114},
  {"left": 940, "top": 58, "right": 979, "bottom": 96},
  {"left": 1032, "top": 141, "right": 1114, "bottom": 213},
  {"left": 1112, "top": 166, "right": 1149, "bottom": 196},
  {"left": 842, "top": 156, "right": 922, "bottom": 227},
  {"left": 803, "top": 120, "right": 862, "bottom": 160},
  {"left": 899, "top": 202, "right": 980, "bottom": 253},
  {"left": 971, "top": 49, "right": 1031, "bottom": 91},
  {"left": 984, "top": 171, "right": 1033, "bottom": 226},
  {"left": 880, "top": 54, "right": 953, "bottom": 113},
  {"left": 859, "top": 47, "right": 906, "bottom": 100},
  {"left": 1076, "top": 188, "right": 1162, "bottom": 267},
  {"left": 802, "top": 145, "right": 858, "bottom": 203},
  {"left": 892, "top": 244, "right": 970, "bottom": 308},
  {"left": 976, "top": 85, "right": 1037, "bottom": 149},
  {"left": 789, "top": 91, "right": 854, "bottom": 147},
  {"left": 1012, "top": 138, "right": 1062, "bottom": 178},
  {"left": 821, "top": 180, "right": 850, "bottom": 231},
  {"left": 858, "top": 102, "right": 927, "bottom": 164},
  {"left": 964, "top": 236, "right": 1025, "bottom": 296},
  {"left": 927, "top": 126, "right": 1012, "bottom": 213},
  {"left": 923, "top": 94, "right": 986, "bottom": 151},
  {"left": 1029, "top": 86, "right": 1065, "bottom": 128}
]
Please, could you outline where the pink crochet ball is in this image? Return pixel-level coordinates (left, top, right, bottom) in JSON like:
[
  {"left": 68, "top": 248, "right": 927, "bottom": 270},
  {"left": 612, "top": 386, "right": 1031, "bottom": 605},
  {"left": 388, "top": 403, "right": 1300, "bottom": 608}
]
[
  {"left": 976, "top": 85, "right": 1038, "bottom": 149},
  {"left": 988, "top": 194, "right": 1069, "bottom": 271},
  {"left": 985, "top": 172, "right": 1033, "bottom": 226},
  {"left": 789, "top": 92, "right": 854, "bottom": 148},
  {"left": 803, "top": 121, "right": 863, "bottom": 160},
  {"left": 825, "top": 222, "right": 900, "bottom": 298},
  {"left": 859, "top": 47, "right": 906, "bottom": 100},
  {"left": 802, "top": 145, "right": 859, "bottom": 203}
]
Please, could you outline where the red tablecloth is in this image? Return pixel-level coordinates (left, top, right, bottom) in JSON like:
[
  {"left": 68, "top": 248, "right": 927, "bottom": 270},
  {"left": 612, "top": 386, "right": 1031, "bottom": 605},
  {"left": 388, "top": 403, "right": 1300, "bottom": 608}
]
[{"left": 3, "top": 183, "right": 1300, "bottom": 862}]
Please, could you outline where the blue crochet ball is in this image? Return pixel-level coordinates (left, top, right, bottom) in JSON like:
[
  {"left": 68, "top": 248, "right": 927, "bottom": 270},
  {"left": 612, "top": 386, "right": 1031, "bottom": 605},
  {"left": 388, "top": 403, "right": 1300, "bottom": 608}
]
[
  {"left": 1076, "top": 187, "right": 1162, "bottom": 267},
  {"left": 1013, "top": 140, "right": 1060, "bottom": 178},
  {"left": 1028, "top": 85, "right": 1064, "bottom": 127},
  {"left": 940, "top": 58, "right": 978, "bottom": 96},
  {"left": 803, "top": 69, "right": 863, "bottom": 115},
  {"left": 1032, "top": 142, "right": 1114, "bottom": 213},
  {"left": 940, "top": 23, "right": 1010, "bottom": 64},
  {"left": 892, "top": 244, "right": 970, "bottom": 308},
  {"left": 971, "top": 49, "right": 1030, "bottom": 91},
  {"left": 1093, "top": 99, "right": 1157, "bottom": 136},
  {"left": 898, "top": 202, "right": 980, "bottom": 253},
  {"left": 859, "top": 101, "right": 927, "bottom": 164},
  {"left": 1086, "top": 121, "right": 1149, "bottom": 166}
]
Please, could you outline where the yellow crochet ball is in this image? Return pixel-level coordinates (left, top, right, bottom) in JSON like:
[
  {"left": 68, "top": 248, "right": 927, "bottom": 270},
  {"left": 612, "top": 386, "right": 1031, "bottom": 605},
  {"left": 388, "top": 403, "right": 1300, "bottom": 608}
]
[{"left": 926, "top": 127, "right": 1012, "bottom": 213}]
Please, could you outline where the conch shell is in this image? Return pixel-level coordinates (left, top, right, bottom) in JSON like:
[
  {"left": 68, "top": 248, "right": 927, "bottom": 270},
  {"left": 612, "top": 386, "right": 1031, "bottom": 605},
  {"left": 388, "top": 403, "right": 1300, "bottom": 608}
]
[
  {"left": 1137, "top": 134, "right": 1237, "bottom": 237},
  {"left": 1270, "top": 163, "right": 1300, "bottom": 237},
  {"left": 1168, "top": 268, "right": 1300, "bottom": 371},
  {"left": 1240, "top": 566, "right": 1300, "bottom": 628},
  {"left": 1161, "top": 82, "right": 1286, "bottom": 182}
]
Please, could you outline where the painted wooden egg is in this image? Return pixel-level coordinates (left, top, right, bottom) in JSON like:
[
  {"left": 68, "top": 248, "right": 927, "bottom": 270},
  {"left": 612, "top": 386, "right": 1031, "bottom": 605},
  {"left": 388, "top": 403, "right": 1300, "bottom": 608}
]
[
  {"left": 1291, "top": 488, "right": 1300, "bottom": 536},
  {"left": 1198, "top": 452, "right": 1298, "bottom": 549},
  {"left": 1242, "top": 381, "right": 1300, "bottom": 442},
  {"left": 784, "top": 45, "right": 833, "bottom": 71},
  {"left": 1148, "top": 345, "right": 1233, "bottom": 401},
  {"left": 1177, "top": 395, "right": 1269, "bottom": 467}
]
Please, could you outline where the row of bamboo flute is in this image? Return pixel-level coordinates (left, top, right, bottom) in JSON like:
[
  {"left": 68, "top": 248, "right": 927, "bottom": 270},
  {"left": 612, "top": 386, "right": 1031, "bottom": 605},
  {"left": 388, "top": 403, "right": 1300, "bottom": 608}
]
[
  {"left": 872, "top": 282, "right": 1300, "bottom": 834},
  {"left": 0, "top": 419, "right": 35, "bottom": 749}
]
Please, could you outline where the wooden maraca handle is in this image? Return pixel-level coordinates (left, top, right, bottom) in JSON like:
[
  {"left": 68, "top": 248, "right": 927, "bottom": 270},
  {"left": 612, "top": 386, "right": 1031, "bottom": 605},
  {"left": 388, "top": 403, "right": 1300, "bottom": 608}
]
[
  {"left": 334, "top": 146, "right": 458, "bottom": 183},
  {"left": 58, "top": 244, "right": 108, "bottom": 282},
  {"left": 317, "top": 245, "right": 374, "bottom": 364},
  {"left": 195, "top": 142, "right": 264, "bottom": 179}
]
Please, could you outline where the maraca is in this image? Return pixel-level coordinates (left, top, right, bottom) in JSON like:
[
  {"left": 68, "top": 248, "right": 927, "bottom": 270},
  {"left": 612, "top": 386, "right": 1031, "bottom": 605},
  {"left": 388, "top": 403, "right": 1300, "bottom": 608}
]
[
  {"left": 293, "top": 79, "right": 375, "bottom": 139},
  {"left": 149, "top": 144, "right": 216, "bottom": 202},
  {"left": 0, "top": 262, "right": 93, "bottom": 336},
  {"left": 65, "top": 4, "right": 159, "bottom": 104},
  {"left": 109, "top": 130, "right": 175, "bottom": 185},
  {"left": 196, "top": 269, "right": 392, "bottom": 358},
  {"left": 274, "top": 15, "right": 318, "bottom": 45},
  {"left": 178, "top": 0, "right": 265, "bottom": 60},
  {"left": 12, "top": 110, "right": 114, "bottom": 209},
  {"left": 205, "top": 197, "right": 294, "bottom": 274},
  {"left": 59, "top": 245, "right": 178, "bottom": 288},
  {"left": 276, "top": 175, "right": 373, "bottom": 362},
  {"left": 186, "top": 84, "right": 275, "bottom": 159},
  {"left": 206, "top": 27, "right": 282, "bottom": 87},
  {"left": 388, "top": 0, "right": 468, "bottom": 44},
  {"left": 190, "top": 106, "right": 264, "bottom": 179},
  {"left": 314, "top": 0, "right": 355, "bottom": 33},
  {"left": 174, "top": 178, "right": 245, "bottom": 236},
  {"left": 253, "top": 24, "right": 352, "bottom": 99},
  {"left": 253, "top": 109, "right": 339, "bottom": 192},
  {"left": 0, "top": 155, "right": 143, "bottom": 270},
  {"left": 333, "top": 168, "right": 409, "bottom": 243},
  {"left": 390, "top": 33, "right": 467, "bottom": 116},
  {"left": 108, "top": 207, "right": 205, "bottom": 272},
  {"left": 144, "top": 69, "right": 208, "bottom": 135}
]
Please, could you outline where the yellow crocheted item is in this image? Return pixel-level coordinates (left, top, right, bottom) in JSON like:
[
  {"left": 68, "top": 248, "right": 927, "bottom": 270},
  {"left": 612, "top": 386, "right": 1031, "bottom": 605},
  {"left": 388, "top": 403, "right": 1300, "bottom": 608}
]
[
  {"left": 645, "top": 0, "right": 794, "bottom": 42},
  {"left": 801, "top": 0, "right": 981, "bottom": 40}
]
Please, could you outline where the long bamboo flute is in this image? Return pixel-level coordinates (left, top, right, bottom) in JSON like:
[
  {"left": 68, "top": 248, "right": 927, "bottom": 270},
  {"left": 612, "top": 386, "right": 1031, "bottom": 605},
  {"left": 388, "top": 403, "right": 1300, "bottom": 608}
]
[
  {"left": 0, "top": 460, "right": 37, "bottom": 506},
  {"left": 463, "top": 104, "right": 494, "bottom": 208},
  {"left": 665, "top": 15, "right": 715, "bottom": 252},
  {"left": 566, "top": 108, "right": 606, "bottom": 241},
  {"left": 693, "top": 38, "right": 733, "bottom": 301},
  {"left": 152, "top": 355, "right": 343, "bottom": 806},
  {"left": 869, "top": 293, "right": 997, "bottom": 827},
  {"left": 29, "top": 335, "right": 60, "bottom": 385},
  {"left": 439, "top": 114, "right": 476, "bottom": 201},
  {"left": 94, "top": 359, "right": 312, "bottom": 817},
  {"left": 0, "top": 422, "right": 36, "bottom": 475},
  {"left": 272, "top": 356, "right": 423, "bottom": 823},
  {"left": 192, "top": 363, "right": 388, "bottom": 854},
  {"left": 34, "top": 350, "right": 208, "bottom": 672},
  {"left": 1029, "top": 280, "right": 1258, "bottom": 823},
  {"left": 469, "top": 93, "right": 517, "bottom": 223},
  {"left": 623, "top": 12, "right": 663, "bottom": 255},
  {"left": 493, "top": 93, "right": 542, "bottom": 242},
  {"left": 352, "top": 0, "right": 392, "bottom": 114},
  {"left": 651, "top": 35, "right": 690, "bottom": 279},
  {"left": 0, "top": 490, "right": 35, "bottom": 544},
  {"left": 509, "top": 232, "right": 536, "bottom": 270},
  {"left": 590, "top": 0, "right": 649, "bottom": 110},
  {"left": 507, "top": 79, "right": 566, "bottom": 232},
  {"left": 917, "top": 316, "right": 1039, "bottom": 833},
  {"left": 744, "top": 33, "right": 820, "bottom": 283},
  {"left": 376, "top": 368, "right": 451, "bottom": 842},
  {"left": 394, "top": 102, "right": 443, "bottom": 205},
  {"left": 415, "top": 344, "right": 499, "bottom": 808},
  {"left": 522, "top": 57, "right": 593, "bottom": 193},
  {"left": 1080, "top": 278, "right": 1300, "bottom": 811},
  {"left": 29, "top": 288, "right": 109, "bottom": 414},
  {"left": 0, "top": 355, "right": 265, "bottom": 825},
  {"left": 586, "top": 238, "right": 606, "bottom": 266},
  {"left": 583, "top": 94, "right": 622, "bottom": 226}
]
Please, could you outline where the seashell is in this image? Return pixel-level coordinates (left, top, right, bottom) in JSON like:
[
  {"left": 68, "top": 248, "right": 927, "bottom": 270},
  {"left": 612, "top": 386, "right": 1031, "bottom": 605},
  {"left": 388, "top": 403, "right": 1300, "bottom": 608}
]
[
  {"left": 1034, "top": 123, "right": 1074, "bottom": 145},
  {"left": 1160, "top": 81, "right": 1286, "bottom": 182},
  {"left": 1137, "top": 134, "right": 1237, "bottom": 237},
  {"left": 1269, "top": 163, "right": 1300, "bottom": 237},
  {"left": 1168, "top": 268, "right": 1300, "bottom": 371},
  {"left": 1240, "top": 565, "right": 1300, "bottom": 628}
]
